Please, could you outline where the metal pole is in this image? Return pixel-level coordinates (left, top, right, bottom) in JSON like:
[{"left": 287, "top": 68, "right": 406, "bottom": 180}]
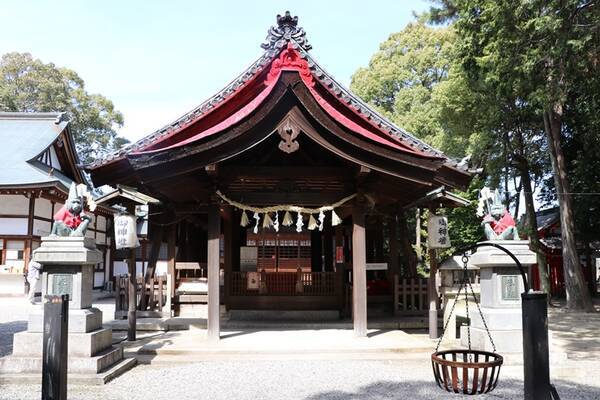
[
  {"left": 451, "top": 242, "right": 558, "bottom": 399},
  {"left": 42, "top": 294, "right": 69, "bottom": 400},
  {"left": 522, "top": 292, "right": 551, "bottom": 400}
]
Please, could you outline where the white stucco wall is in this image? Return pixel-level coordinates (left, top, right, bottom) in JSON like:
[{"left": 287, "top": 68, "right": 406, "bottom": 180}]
[
  {"left": 0, "top": 218, "right": 27, "bottom": 235},
  {"left": 0, "top": 195, "right": 29, "bottom": 215},
  {"left": 34, "top": 198, "right": 53, "bottom": 218}
]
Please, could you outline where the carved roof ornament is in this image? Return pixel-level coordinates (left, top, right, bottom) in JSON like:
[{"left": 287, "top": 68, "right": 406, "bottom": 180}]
[
  {"left": 277, "top": 118, "right": 300, "bottom": 154},
  {"left": 261, "top": 11, "right": 312, "bottom": 52}
]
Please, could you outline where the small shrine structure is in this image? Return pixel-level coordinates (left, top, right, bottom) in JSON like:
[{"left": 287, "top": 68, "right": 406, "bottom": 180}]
[{"left": 86, "top": 12, "right": 472, "bottom": 340}]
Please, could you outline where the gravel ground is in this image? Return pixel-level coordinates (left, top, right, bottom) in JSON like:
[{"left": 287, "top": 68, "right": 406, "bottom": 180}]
[
  {"left": 1, "top": 359, "right": 599, "bottom": 400},
  {"left": 2, "top": 297, "right": 600, "bottom": 399},
  {"left": 0, "top": 297, "right": 30, "bottom": 358}
]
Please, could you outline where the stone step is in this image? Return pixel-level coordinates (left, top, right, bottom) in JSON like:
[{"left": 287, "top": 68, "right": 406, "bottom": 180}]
[
  {"left": 0, "top": 345, "right": 124, "bottom": 374},
  {"left": 0, "top": 357, "right": 136, "bottom": 385},
  {"left": 107, "top": 317, "right": 442, "bottom": 332},
  {"left": 132, "top": 351, "right": 432, "bottom": 364}
]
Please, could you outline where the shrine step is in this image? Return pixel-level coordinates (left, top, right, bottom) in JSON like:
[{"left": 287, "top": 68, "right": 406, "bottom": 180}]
[{"left": 228, "top": 310, "right": 340, "bottom": 321}]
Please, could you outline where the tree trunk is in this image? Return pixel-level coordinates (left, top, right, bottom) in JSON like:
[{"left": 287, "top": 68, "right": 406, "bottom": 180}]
[
  {"left": 512, "top": 179, "right": 522, "bottom": 218},
  {"left": 520, "top": 164, "right": 550, "bottom": 296},
  {"left": 543, "top": 105, "right": 593, "bottom": 312}
]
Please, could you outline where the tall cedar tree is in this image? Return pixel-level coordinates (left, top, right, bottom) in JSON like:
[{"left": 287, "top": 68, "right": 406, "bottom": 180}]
[{"left": 430, "top": 0, "right": 597, "bottom": 311}]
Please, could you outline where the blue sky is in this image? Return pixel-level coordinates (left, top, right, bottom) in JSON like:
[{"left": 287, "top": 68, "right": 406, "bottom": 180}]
[{"left": 0, "top": 1, "right": 430, "bottom": 142}]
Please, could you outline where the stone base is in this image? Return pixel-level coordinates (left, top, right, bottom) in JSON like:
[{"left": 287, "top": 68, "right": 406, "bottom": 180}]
[
  {"left": 0, "top": 358, "right": 136, "bottom": 385},
  {"left": 470, "top": 307, "right": 522, "bottom": 331},
  {"left": 462, "top": 325, "right": 523, "bottom": 353},
  {"left": 13, "top": 329, "right": 112, "bottom": 358},
  {"left": 0, "top": 345, "right": 125, "bottom": 374},
  {"left": 27, "top": 306, "right": 102, "bottom": 333}
]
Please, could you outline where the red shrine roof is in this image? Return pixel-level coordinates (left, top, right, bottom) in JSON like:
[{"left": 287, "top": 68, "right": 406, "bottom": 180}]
[{"left": 88, "top": 12, "right": 467, "bottom": 178}]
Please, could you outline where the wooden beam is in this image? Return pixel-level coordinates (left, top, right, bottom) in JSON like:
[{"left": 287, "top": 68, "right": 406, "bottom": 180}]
[
  {"left": 218, "top": 166, "right": 349, "bottom": 180},
  {"left": 352, "top": 203, "right": 367, "bottom": 337},
  {"left": 207, "top": 204, "right": 221, "bottom": 342}
]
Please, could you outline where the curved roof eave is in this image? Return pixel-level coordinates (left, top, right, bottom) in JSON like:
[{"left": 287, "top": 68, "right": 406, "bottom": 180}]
[{"left": 87, "top": 12, "right": 470, "bottom": 184}]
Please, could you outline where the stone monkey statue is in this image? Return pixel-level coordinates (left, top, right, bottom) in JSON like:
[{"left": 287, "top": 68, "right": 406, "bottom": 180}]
[{"left": 50, "top": 182, "right": 92, "bottom": 237}]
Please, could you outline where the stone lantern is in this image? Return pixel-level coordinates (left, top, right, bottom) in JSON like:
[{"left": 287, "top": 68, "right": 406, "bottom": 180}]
[{"left": 439, "top": 255, "right": 480, "bottom": 341}]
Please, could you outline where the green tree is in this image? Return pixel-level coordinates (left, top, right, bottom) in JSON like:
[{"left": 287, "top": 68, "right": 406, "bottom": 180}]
[
  {"left": 350, "top": 16, "right": 557, "bottom": 298},
  {"left": 0, "top": 52, "right": 127, "bottom": 163},
  {"left": 351, "top": 21, "right": 477, "bottom": 157},
  {"left": 430, "top": 0, "right": 597, "bottom": 311}
]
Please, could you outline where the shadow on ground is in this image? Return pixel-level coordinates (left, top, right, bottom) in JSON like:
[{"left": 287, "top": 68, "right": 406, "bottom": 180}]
[
  {"left": 0, "top": 320, "right": 27, "bottom": 357},
  {"left": 549, "top": 300, "right": 600, "bottom": 359},
  {"left": 304, "top": 378, "right": 600, "bottom": 400}
]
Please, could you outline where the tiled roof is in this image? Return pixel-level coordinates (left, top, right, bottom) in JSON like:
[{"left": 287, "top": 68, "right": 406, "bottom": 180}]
[
  {"left": 89, "top": 12, "right": 463, "bottom": 169},
  {"left": 0, "top": 112, "right": 75, "bottom": 190}
]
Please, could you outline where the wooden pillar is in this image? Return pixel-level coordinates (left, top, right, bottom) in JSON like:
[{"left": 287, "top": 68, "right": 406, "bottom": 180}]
[
  {"left": 428, "top": 206, "right": 439, "bottom": 339},
  {"left": 222, "top": 206, "right": 233, "bottom": 310},
  {"left": 374, "top": 216, "right": 384, "bottom": 262},
  {"left": 399, "top": 211, "right": 417, "bottom": 277},
  {"left": 140, "top": 226, "right": 164, "bottom": 310},
  {"left": 167, "top": 224, "right": 177, "bottom": 299},
  {"left": 388, "top": 214, "right": 399, "bottom": 287},
  {"left": 334, "top": 225, "right": 345, "bottom": 313},
  {"left": 25, "top": 194, "right": 35, "bottom": 270},
  {"left": 207, "top": 204, "right": 221, "bottom": 342},
  {"left": 352, "top": 205, "right": 367, "bottom": 337},
  {"left": 310, "top": 229, "right": 322, "bottom": 272},
  {"left": 323, "top": 214, "right": 333, "bottom": 272},
  {"left": 127, "top": 245, "right": 137, "bottom": 341}
]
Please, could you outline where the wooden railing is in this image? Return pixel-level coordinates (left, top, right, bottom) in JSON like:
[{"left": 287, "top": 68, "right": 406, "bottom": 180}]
[
  {"left": 115, "top": 274, "right": 172, "bottom": 318},
  {"left": 394, "top": 276, "right": 429, "bottom": 315},
  {"left": 230, "top": 269, "right": 336, "bottom": 296}
]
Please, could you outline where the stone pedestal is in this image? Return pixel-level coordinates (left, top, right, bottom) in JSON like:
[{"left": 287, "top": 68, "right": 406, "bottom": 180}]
[
  {"left": 460, "top": 240, "right": 536, "bottom": 353},
  {"left": 0, "top": 237, "right": 135, "bottom": 385}
]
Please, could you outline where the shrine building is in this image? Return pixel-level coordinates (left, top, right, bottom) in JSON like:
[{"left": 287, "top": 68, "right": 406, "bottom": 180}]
[
  {"left": 0, "top": 112, "right": 113, "bottom": 293},
  {"left": 87, "top": 12, "right": 472, "bottom": 339}
]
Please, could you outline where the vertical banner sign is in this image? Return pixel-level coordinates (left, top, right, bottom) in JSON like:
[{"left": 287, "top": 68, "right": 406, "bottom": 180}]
[
  {"left": 336, "top": 246, "right": 344, "bottom": 264},
  {"left": 428, "top": 215, "right": 451, "bottom": 249},
  {"left": 114, "top": 214, "right": 140, "bottom": 249}
]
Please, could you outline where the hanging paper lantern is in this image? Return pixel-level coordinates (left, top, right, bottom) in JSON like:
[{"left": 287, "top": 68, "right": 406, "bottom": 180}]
[
  {"left": 318, "top": 210, "right": 325, "bottom": 231},
  {"left": 240, "top": 210, "right": 250, "bottom": 227},
  {"left": 263, "top": 212, "right": 273, "bottom": 229},
  {"left": 253, "top": 212, "right": 261, "bottom": 234},
  {"left": 331, "top": 209, "right": 342, "bottom": 226},
  {"left": 308, "top": 214, "right": 318, "bottom": 230},
  {"left": 296, "top": 212, "right": 304, "bottom": 233},
  {"left": 273, "top": 212, "right": 280, "bottom": 232},
  {"left": 283, "top": 211, "right": 293, "bottom": 226}
]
